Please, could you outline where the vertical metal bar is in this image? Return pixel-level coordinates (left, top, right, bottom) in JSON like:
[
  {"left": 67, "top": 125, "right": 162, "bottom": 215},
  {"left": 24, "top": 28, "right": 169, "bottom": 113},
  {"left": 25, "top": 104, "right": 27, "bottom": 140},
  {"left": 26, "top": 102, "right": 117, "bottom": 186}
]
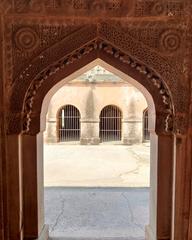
[
  {"left": 73, "top": 105, "right": 74, "bottom": 141},
  {"left": 117, "top": 108, "right": 118, "bottom": 141},
  {"left": 59, "top": 112, "right": 60, "bottom": 142},
  {"left": 76, "top": 108, "right": 77, "bottom": 140},
  {"left": 114, "top": 106, "right": 115, "bottom": 141},
  {"left": 65, "top": 107, "right": 66, "bottom": 141},
  {"left": 61, "top": 110, "right": 62, "bottom": 141},
  {"left": 64, "top": 107, "right": 65, "bottom": 141},
  {"left": 73, "top": 106, "right": 74, "bottom": 141},
  {"left": 104, "top": 108, "right": 105, "bottom": 142},
  {"left": 116, "top": 107, "right": 117, "bottom": 141},
  {"left": 59, "top": 113, "right": 60, "bottom": 142},
  {"left": 76, "top": 107, "right": 77, "bottom": 140},
  {"left": 106, "top": 108, "right": 110, "bottom": 141},
  {"left": 103, "top": 108, "right": 104, "bottom": 142},
  {"left": 72, "top": 106, "right": 73, "bottom": 140},
  {"left": 112, "top": 106, "right": 114, "bottom": 141},
  {"left": 106, "top": 107, "right": 107, "bottom": 142},
  {"left": 104, "top": 108, "right": 106, "bottom": 142},
  {"left": 62, "top": 108, "right": 63, "bottom": 142},
  {"left": 120, "top": 109, "right": 121, "bottom": 140},
  {"left": 74, "top": 106, "right": 75, "bottom": 141},
  {"left": 115, "top": 106, "right": 116, "bottom": 141},
  {"left": 71, "top": 105, "right": 73, "bottom": 141}
]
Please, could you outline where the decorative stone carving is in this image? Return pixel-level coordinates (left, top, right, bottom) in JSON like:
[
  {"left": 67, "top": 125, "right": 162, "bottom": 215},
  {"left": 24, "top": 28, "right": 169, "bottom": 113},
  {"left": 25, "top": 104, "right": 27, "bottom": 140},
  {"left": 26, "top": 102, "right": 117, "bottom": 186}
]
[
  {"left": 135, "top": 0, "right": 185, "bottom": 17},
  {"left": 9, "top": 22, "right": 85, "bottom": 81},
  {"left": 5, "top": 19, "right": 190, "bottom": 135},
  {"left": 14, "top": 27, "right": 40, "bottom": 51},
  {"left": 0, "top": 0, "right": 11, "bottom": 13},
  {"left": 10, "top": 0, "right": 186, "bottom": 17},
  {"left": 160, "top": 29, "right": 181, "bottom": 53},
  {"left": 12, "top": 0, "right": 132, "bottom": 16},
  {"left": 20, "top": 39, "right": 174, "bottom": 134}
]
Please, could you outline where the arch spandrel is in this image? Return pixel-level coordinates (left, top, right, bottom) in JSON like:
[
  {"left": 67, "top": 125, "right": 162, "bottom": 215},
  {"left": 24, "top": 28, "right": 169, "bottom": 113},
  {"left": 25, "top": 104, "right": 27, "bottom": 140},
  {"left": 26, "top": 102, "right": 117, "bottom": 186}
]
[{"left": 7, "top": 23, "right": 178, "bottom": 135}]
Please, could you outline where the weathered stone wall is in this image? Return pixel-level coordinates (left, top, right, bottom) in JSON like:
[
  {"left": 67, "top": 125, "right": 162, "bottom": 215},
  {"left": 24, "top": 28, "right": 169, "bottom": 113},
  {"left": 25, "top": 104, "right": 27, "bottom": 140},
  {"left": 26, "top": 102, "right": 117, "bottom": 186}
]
[{"left": 44, "top": 83, "right": 147, "bottom": 144}]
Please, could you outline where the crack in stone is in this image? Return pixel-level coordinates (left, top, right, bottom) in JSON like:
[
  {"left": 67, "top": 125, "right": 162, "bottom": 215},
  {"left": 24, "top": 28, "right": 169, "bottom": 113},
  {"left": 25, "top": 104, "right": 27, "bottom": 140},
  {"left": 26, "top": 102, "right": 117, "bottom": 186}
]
[
  {"left": 50, "top": 199, "right": 65, "bottom": 233},
  {"left": 121, "top": 192, "right": 144, "bottom": 232}
]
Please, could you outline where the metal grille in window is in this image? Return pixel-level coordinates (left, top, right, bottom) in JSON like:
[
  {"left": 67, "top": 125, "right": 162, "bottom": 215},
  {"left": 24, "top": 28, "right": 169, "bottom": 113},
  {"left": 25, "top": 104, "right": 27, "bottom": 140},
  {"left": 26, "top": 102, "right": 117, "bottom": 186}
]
[
  {"left": 143, "top": 108, "right": 150, "bottom": 141},
  {"left": 57, "top": 105, "right": 80, "bottom": 142},
  {"left": 100, "top": 105, "right": 122, "bottom": 142}
]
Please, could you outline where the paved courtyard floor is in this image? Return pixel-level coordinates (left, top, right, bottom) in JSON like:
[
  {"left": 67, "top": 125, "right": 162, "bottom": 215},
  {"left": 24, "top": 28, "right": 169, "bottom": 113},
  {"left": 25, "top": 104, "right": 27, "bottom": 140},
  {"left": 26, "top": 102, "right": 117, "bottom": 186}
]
[
  {"left": 45, "top": 187, "right": 149, "bottom": 240},
  {"left": 44, "top": 143, "right": 150, "bottom": 239},
  {"left": 44, "top": 143, "right": 150, "bottom": 187}
]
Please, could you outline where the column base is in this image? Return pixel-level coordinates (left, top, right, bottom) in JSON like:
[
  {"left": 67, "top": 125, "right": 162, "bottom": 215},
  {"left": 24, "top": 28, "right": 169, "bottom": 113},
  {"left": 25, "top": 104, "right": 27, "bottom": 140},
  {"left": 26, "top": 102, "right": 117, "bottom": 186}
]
[
  {"left": 145, "top": 225, "right": 156, "bottom": 240},
  {"left": 80, "top": 137, "right": 100, "bottom": 145},
  {"left": 44, "top": 137, "right": 58, "bottom": 144},
  {"left": 122, "top": 137, "right": 141, "bottom": 145}
]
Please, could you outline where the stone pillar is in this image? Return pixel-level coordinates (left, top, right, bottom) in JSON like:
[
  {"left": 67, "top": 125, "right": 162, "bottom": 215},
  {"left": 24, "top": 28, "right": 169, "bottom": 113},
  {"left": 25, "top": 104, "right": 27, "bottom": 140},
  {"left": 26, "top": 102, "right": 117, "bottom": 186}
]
[
  {"left": 173, "top": 134, "right": 191, "bottom": 240},
  {"left": 7, "top": 134, "right": 23, "bottom": 240},
  {"left": 80, "top": 86, "right": 100, "bottom": 144},
  {"left": 0, "top": 16, "right": 6, "bottom": 240},
  {"left": 145, "top": 133, "right": 174, "bottom": 240},
  {"left": 80, "top": 119, "right": 100, "bottom": 145},
  {"left": 22, "top": 132, "right": 48, "bottom": 240},
  {"left": 145, "top": 132, "right": 157, "bottom": 240},
  {"left": 44, "top": 99, "right": 57, "bottom": 143},
  {"left": 44, "top": 118, "right": 57, "bottom": 143},
  {"left": 122, "top": 118, "right": 143, "bottom": 145}
]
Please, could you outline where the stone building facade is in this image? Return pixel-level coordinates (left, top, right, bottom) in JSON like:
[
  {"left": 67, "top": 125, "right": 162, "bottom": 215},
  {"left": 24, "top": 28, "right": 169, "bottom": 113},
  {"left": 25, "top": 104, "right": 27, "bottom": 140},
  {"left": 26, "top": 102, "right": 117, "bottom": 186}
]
[
  {"left": 1, "top": 1, "right": 192, "bottom": 240},
  {"left": 45, "top": 66, "right": 147, "bottom": 144}
]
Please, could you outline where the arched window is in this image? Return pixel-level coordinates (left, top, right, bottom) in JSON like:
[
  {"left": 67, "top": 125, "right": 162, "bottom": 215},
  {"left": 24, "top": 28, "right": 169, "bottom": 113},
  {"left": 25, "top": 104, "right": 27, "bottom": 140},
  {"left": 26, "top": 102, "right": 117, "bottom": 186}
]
[
  {"left": 143, "top": 108, "right": 150, "bottom": 141},
  {"left": 57, "top": 105, "right": 80, "bottom": 142},
  {"left": 99, "top": 105, "right": 122, "bottom": 142}
]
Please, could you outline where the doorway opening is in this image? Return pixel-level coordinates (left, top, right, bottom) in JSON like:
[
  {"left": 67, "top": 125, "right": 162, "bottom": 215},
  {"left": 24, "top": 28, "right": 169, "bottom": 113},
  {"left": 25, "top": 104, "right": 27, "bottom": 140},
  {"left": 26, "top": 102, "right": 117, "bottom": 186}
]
[
  {"left": 57, "top": 105, "right": 81, "bottom": 142},
  {"left": 99, "top": 105, "right": 122, "bottom": 142},
  {"left": 43, "top": 60, "right": 152, "bottom": 240}
]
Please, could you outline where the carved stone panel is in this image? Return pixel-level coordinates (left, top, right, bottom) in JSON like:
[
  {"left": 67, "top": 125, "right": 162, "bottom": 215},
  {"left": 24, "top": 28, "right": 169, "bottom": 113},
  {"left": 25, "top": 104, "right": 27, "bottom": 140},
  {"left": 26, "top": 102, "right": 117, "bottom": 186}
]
[{"left": 7, "top": 0, "right": 187, "bottom": 18}]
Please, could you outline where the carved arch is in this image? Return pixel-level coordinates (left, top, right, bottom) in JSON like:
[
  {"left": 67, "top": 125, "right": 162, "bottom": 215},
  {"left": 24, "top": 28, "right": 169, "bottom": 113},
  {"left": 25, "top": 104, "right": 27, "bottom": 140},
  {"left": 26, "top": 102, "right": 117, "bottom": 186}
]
[{"left": 8, "top": 24, "right": 175, "bottom": 135}]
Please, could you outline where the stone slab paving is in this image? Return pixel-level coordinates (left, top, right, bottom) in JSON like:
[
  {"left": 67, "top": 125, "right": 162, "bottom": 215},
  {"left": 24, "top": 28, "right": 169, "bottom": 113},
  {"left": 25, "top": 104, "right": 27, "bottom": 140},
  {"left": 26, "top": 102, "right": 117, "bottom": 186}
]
[
  {"left": 45, "top": 187, "right": 149, "bottom": 240},
  {"left": 44, "top": 144, "right": 150, "bottom": 187}
]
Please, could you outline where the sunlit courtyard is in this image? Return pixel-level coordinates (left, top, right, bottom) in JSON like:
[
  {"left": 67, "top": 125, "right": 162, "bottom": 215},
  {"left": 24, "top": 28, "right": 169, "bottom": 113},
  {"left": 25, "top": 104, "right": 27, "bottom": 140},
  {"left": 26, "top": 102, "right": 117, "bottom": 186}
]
[
  {"left": 44, "top": 143, "right": 150, "bottom": 239},
  {"left": 44, "top": 143, "right": 150, "bottom": 187}
]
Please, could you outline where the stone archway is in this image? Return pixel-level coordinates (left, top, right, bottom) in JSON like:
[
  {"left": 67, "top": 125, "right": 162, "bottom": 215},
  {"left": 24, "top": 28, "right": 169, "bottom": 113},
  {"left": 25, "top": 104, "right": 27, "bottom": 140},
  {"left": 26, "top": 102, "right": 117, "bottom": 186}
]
[{"left": 7, "top": 24, "right": 176, "bottom": 240}]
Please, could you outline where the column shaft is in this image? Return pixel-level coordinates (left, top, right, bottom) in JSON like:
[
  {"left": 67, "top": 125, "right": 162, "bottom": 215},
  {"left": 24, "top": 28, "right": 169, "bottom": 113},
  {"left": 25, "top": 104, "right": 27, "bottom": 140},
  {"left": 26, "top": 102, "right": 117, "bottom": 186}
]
[
  {"left": 22, "top": 133, "right": 48, "bottom": 239},
  {"left": 7, "top": 135, "right": 23, "bottom": 240},
  {"left": 80, "top": 119, "right": 100, "bottom": 145}
]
